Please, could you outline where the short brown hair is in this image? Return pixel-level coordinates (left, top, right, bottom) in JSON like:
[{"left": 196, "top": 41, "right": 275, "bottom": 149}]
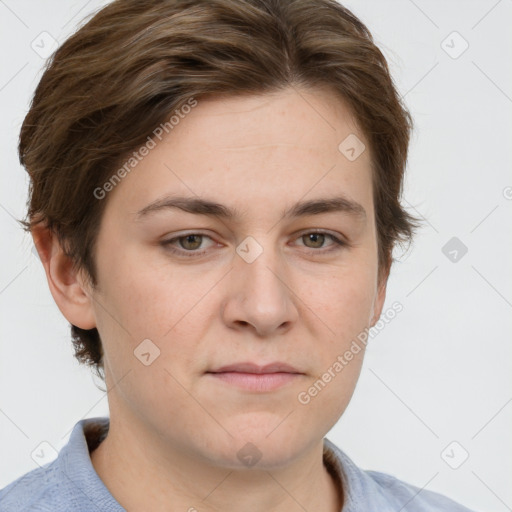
[{"left": 18, "top": 0, "right": 421, "bottom": 379}]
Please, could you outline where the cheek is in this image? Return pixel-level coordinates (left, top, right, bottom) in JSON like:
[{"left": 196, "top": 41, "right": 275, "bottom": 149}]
[
  {"left": 294, "top": 277, "right": 372, "bottom": 428},
  {"left": 94, "top": 254, "right": 218, "bottom": 380},
  {"left": 300, "top": 263, "right": 377, "bottom": 338},
  {"left": 95, "top": 249, "right": 188, "bottom": 335},
  {"left": 297, "top": 351, "right": 365, "bottom": 441}
]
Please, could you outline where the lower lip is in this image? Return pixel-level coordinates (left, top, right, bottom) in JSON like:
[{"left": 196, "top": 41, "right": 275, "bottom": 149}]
[{"left": 207, "top": 372, "right": 301, "bottom": 392}]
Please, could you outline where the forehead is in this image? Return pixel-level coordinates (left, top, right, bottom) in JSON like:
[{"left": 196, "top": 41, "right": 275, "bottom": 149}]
[
  {"left": 102, "top": 86, "right": 373, "bottom": 222},
  {"left": 173, "top": 86, "right": 363, "bottom": 153}
]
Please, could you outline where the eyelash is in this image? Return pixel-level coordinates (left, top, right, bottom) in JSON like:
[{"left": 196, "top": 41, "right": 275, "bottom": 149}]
[{"left": 161, "top": 230, "right": 348, "bottom": 258}]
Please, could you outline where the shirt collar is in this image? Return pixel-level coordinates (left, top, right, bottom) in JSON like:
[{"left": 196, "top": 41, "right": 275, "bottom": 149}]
[
  {"left": 59, "top": 416, "right": 124, "bottom": 510},
  {"left": 62, "top": 416, "right": 372, "bottom": 511}
]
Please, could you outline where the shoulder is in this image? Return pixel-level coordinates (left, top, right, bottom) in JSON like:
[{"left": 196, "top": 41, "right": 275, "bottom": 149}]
[
  {"left": 0, "top": 461, "right": 60, "bottom": 511},
  {"left": 0, "top": 416, "right": 117, "bottom": 512},
  {"left": 364, "top": 468, "right": 476, "bottom": 511},
  {"left": 323, "top": 438, "right": 477, "bottom": 512}
]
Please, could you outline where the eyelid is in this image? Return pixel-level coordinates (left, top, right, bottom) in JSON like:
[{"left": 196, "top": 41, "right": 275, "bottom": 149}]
[
  {"left": 291, "top": 230, "right": 348, "bottom": 252},
  {"left": 293, "top": 228, "right": 347, "bottom": 243},
  {"left": 161, "top": 229, "right": 348, "bottom": 257},
  {"left": 161, "top": 231, "right": 217, "bottom": 255}
]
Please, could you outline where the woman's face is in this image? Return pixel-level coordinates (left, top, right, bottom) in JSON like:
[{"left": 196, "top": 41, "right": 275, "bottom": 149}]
[{"left": 84, "top": 85, "right": 387, "bottom": 469}]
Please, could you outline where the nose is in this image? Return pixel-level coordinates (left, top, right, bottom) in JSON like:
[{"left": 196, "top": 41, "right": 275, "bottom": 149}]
[{"left": 221, "top": 239, "right": 299, "bottom": 337}]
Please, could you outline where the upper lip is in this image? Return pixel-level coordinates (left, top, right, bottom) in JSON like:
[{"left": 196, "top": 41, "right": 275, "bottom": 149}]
[{"left": 208, "top": 362, "right": 302, "bottom": 374}]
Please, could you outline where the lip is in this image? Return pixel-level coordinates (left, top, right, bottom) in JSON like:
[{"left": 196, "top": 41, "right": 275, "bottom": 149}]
[
  {"left": 209, "top": 362, "right": 302, "bottom": 374},
  {"left": 206, "top": 362, "right": 304, "bottom": 392}
]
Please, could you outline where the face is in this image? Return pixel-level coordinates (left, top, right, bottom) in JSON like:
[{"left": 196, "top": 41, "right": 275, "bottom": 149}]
[{"left": 80, "top": 86, "right": 387, "bottom": 469}]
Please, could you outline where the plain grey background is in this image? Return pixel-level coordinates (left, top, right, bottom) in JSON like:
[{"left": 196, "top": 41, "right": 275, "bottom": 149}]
[{"left": 1, "top": 1, "right": 511, "bottom": 511}]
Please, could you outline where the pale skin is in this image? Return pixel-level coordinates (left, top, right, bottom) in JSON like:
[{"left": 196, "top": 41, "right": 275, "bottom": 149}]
[{"left": 33, "top": 85, "right": 388, "bottom": 512}]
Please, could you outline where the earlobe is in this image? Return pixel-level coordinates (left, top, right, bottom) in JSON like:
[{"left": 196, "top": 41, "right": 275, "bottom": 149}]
[{"left": 32, "top": 225, "right": 97, "bottom": 330}]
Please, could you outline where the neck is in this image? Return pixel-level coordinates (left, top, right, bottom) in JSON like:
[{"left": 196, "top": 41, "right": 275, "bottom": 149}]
[{"left": 90, "top": 414, "right": 343, "bottom": 512}]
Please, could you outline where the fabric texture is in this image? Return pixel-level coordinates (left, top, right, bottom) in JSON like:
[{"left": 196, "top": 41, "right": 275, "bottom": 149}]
[{"left": 0, "top": 416, "right": 476, "bottom": 511}]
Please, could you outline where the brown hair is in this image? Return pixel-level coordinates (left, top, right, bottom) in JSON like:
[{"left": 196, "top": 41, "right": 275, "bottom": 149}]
[{"left": 18, "top": 0, "right": 421, "bottom": 379}]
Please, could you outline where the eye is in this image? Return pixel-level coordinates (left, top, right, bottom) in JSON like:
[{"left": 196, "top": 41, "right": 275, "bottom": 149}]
[
  {"left": 294, "top": 231, "right": 347, "bottom": 253},
  {"left": 174, "top": 234, "right": 205, "bottom": 251},
  {"left": 161, "top": 233, "right": 215, "bottom": 257},
  {"left": 161, "top": 230, "right": 348, "bottom": 259}
]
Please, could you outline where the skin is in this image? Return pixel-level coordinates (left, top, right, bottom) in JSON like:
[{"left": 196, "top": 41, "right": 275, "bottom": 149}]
[{"left": 33, "top": 85, "right": 388, "bottom": 512}]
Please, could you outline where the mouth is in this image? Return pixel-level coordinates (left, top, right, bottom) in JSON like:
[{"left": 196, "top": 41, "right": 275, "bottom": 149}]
[{"left": 205, "top": 362, "right": 304, "bottom": 392}]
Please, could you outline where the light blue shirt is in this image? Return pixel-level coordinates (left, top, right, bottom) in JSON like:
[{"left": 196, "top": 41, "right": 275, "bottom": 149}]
[{"left": 0, "top": 416, "right": 476, "bottom": 511}]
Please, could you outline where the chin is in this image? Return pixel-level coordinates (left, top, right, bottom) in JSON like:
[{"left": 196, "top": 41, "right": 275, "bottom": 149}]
[
  {"left": 208, "top": 443, "right": 302, "bottom": 471},
  {"left": 199, "top": 416, "right": 314, "bottom": 470}
]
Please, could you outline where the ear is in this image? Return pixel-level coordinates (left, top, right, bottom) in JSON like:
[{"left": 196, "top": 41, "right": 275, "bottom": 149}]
[
  {"left": 32, "top": 224, "right": 97, "bottom": 330},
  {"left": 370, "top": 263, "right": 390, "bottom": 326}
]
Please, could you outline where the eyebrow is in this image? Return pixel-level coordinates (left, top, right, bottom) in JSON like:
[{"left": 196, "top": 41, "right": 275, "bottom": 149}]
[{"left": 134, "top": 195, "right": 367, "bottom": 222}]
